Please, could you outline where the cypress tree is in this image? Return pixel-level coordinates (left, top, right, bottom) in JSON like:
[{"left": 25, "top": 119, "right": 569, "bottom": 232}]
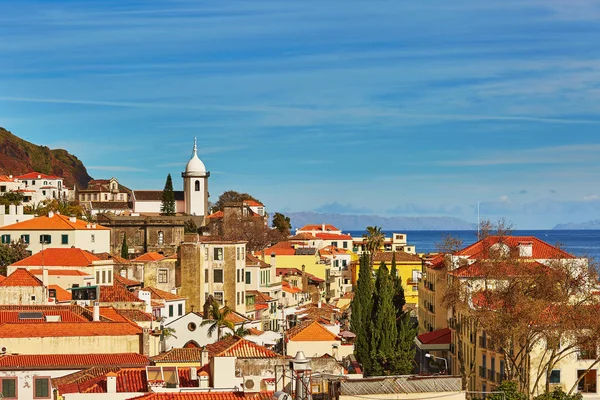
[
  {"left": 391, "top": 314, "right": 417, "bottom": 374},
  {"left": 371, "top": 263, "right": 398, "bottom": 375},
  {"left": 121, "top": 233, "right": 129, "bottom": 259},
  {"left": 389, "top": 252, "right": 406, "bottom": 319},
  {"left": 160, "top": 174, "right": 176, "bottom": 216},
  {"left": 351, "top": 253, "right": 373, "bottom": 374}
]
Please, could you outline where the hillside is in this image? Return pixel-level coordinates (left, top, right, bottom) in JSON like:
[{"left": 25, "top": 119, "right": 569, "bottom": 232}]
[
  {"left": 0, "top": 127, "right": 92, "bottom": 189},
  {"left": 285, "top": 211, "right": 476, "bottom": 231},
  {"left": 553, "top": 220, "right": 600, "bottom": 230}
]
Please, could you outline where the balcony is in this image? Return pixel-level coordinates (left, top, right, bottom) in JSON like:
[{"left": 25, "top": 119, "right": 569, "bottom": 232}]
[
  {"left": 488, "top": 369, "right": 495, "bottom": 382},
  {"left": 479, "top": 336, "right": 487, "bottom": 349},
  {"left": 496, "top": 372, "right": 505, "bottom": 384},
  {"left": 479, "top": 366, "right": 486, "bottom": 378}
]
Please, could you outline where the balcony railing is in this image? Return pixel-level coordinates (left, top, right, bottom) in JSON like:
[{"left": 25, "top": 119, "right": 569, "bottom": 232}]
[
  {"left": 479, "top": 336, "right": 487, "bottom": 349},
  {"left": 488, "top": 369, "right": 495, "bottom": 382},
  {"left": 479, "top": 366, "right": 486, "bottom": 378},
  {"left": 496, "top": 372, "right": 505, "bottom": 384}
]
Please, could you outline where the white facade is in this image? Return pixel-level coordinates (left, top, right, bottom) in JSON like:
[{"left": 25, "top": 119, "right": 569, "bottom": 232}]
[
  {"left": 0, "top": 204, "right": 33, "bottom": 228},
  {"left": 182, "top": 138, "right": 209, "bottom": 217},
  {"left": 0, "top": 369, "right": 74, "bottom": 400},
  {"left": 14, "top": 172, "right": 73, "bottom": 206}
]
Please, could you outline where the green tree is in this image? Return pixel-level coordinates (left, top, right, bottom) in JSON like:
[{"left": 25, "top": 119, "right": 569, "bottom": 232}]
[
  {"left": 363, "top": 226, "right": 385, "bottom": 266},
  {"left": 0, "top": 241, "right": 29, "bottom": 275},
  {"left": 121, "top": 233, "right": 129, "bottom": 259},
  {"left": 212, "top": 190, "right": 260, "bottom": 212},
  {"left": 389, "top": 252, "right": 406, "bottom": 319},
  {"left": 224, "top": 323, "right": 251, "bottom": 338},
  {"left": 0, "top": 192, "right": 24, "bottom": 212},
  {"left": 370, "top": 262, "right": 398, "bottom": 375},
  {"left": 272, "top": 212, "right": 291, "bottom": 235},
  {"left": 533, "top": 388, "right": 582, "bottom": 400},
  {"left": 201, "top": 300, "right": 234, "bottom": 341},
  {"left": 351, "top": 253, "right": 374, "bottom": 374},
  {"left": 389, "top": 314, "right": 417, "bottom": 375},
  {"left": 488, "top": 381, "right": 528, "bottom": 400},
  {"left": 160, "top": 174, "right": 176, "bottom": 216},
  {"left": 184, "top": 219, "right": 198, "bottom": 234}
]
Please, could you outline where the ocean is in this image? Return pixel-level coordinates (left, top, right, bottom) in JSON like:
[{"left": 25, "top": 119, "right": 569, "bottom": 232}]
[{"left": 345, "top": 230, "right": 600, "bottom": 261}]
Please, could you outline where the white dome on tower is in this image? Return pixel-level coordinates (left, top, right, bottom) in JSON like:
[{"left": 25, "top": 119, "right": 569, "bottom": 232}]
[{"left": 185, "top": 138, "right": 206, "bottom": 174}]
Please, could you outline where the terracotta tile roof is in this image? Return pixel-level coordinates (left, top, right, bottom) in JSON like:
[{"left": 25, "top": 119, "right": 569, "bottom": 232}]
[
  {"left": 0, "top": 353, "right": 150, "bottom": 370},
  {"left": 424, "top": 254, "right": 446, "bottom": 270},
  {"left": 206, "top": 336, "right": 281, "bottom": 358},
  {"left": 282, "top": 282, "right": 302, "bottom": 294},
  {"left": 95, "top": 252, "right": 130, "bottom": 264},
  {"left": 127, "top": 391, "right": 273, "bottom": 400},
  {"left": 133, "top": 252, "right": 166, "bottom": 262},
  {"left": 205, "top": 210, "right": 224, "bottom": 219},
  {"left": 48, "top": 284, "right": 72, "bottom": 302},
  {"left": 372, "top": 251, "right": 422, "bottom": 263},
  {"left": 16, "top": 172, "right": 61, "bottom": 180},
  {"left": 0, "top": 304, "right": 102, "bottom": 321},
  {"left": 82, "top": 366, "right": 200, "bottom": 394},
  {"left": 30, "top": 268, "right": 92, "bottom": 276},
  {"left": 0, "top": 268, "right": 43, "bottom": 286},
  {"left": 243, "top": 200, "right": 264, "bottom": 207},
  {"left": 319, "top": 245, "right": 351, "bottom": 257},
  {"left": 456, "top": 236, "right": 575, "bottom": 260},
  {"left": 145, "top": 287, "right": 185, "bottom": 301},
  {"left": 248, "top": 328, "right": 263, "bottom": 336},
  {"left": 0, "top": 213, "right": 109, "bottom": 230},
  {"left": 245, "top": 253, "right": 271, "bottom": 268},
  {"left": 314, "top": 233, "right": 352, "bottom": 240},
  {"left": 100, "top": 282, "right": 143, "bottom": 303},
  {"left": 52, "top": 366, "right": 121, "bottom": 393},
  {"left": 0, "top": 175, "right": 17, "bottom": 183},
  {"left": 416, "top": 328, "right": 451, "bottom": 345},
  {"left": 88, "top": 306, "right": 129, "bottom": 322},
  {"left": 11, "top": 248, "right": 100, "bottom": 267},
  {"left": 116, "top": 309, "right": 155, "bottom": 322},
  {"left": 152, "top": 348, "right": 204, "bottom": 363},
  {"left": 289, "top": 232, "right": 314, "bottom": 240},
  {"left": 0, "top": 321, "right": 141, "bottom": 337},
  {"left": 114, "top": 274, "right": 142, "bottom": 286},
  {"left": 275, "top": 268, "right": 324, "bottom": 283},
  {"left": 246, "top": 290, "right": 275, "bottom": 302},
  {"left": 449, "top": 260, "right": 549, "bottom": 278},
  {"left": 298, "top": 224, "right": 340, "bottom": 232},
  {"left": 0, "top": 275, "right": 5, "bottom": 283},
  {"left": 0, "top": 310, "right": 87, "bottom": 323},
  {"left": 261, "top": 241, "right": 296, "bottom": 256},
  {"left": 287, "top": 321, "right": 338, "bottom": 342}
]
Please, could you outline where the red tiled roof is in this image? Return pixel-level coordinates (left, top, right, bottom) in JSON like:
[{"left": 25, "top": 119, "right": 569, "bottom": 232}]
[
  {"left": 287, "top": 321, "right": 339, "bottom": 342},
  {"left": 11, "top": 248, "right": 100, "bottom": 267},
  {"left": 0, "top": 213, "right": 109, "bottom": 230},
  {"left": 456, "top": 236, "right": 575, "bottom": 260},
  {"left": 247, "top": 290, "right": 275, "bottom": 302},
  {"left": 416, "top": 328, "right": 451, "bottom": 345},
  {"left": 0, "top": 275, "right": 5, "bottom": 283},
  {"left": 0, "top": 304, "right": 101, "bottom": 321},
  {"left": 152, "top": 348, "right": 204, "bottom": 363},
  {"left": 30, "top": 269, "right": 92, "bottom": 276},
  {"left": 372, "top": 251, "right": 422, "bottom": 263},
  {"left": 449, "top": 260, "right": 549, "bottom": 278},
  {"left": 0, "top": 310, "right": 87, "bottom": 323},
  {"left": 205, "top": 210, "right": 224, "bottom": 219},
  {"left": 0, "top": 353, "right": 150, "bottom": 370},
  {"left": 261, "top": 241, "right": 296, "bottom": 256},
  {"left": 116, "top": 309, "right": 155, "bottom": 322},
  {"left": 246, "top": 253, "right": 270, "bottom": 268},
  {"left": 145, "top": 287, "right": 185, "bottom": 301},
  {"left": 0, "top": 268, "right": 43, "bottom": 286},
  {"left": 128, "top": 391, "right": 273, "bottom": 400},
  {"left": 289, "top": 232, "right": 314, "bottom": 241},
  {"left": 0, "top": 322, "right": 141, "bottom": 337},
  {"left": 206, "top": 336, "right": 281, "bottom": 358},
  {"left": 100, "top": 283, "right": 143, "bottom": 303},
  {"left": 282, "top": 282, "right": 302, "bottom": 294},
  {"left": 314, "top": 233, "right": 353, "bottom": 240},
  {"left": 133, "top": 252, "right": 166, "bottom": 262},
  {"left": 48, "top": 284, "right": 72, "bottom": 302},
  {"left": 298, "top": 224, "right": 340, "bottom": 232},
  {"left": 114, "top": 274, "right": 142, "bottom": 286},
  {"left": 243, "top": 200, "right": 264, "bottom": 207},
  {"left": 16, "top": 172, "right": 61, "bottom": 180}
]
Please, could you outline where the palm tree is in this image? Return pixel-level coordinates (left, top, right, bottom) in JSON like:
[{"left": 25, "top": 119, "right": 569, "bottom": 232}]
[
  {"left": 224, "top": 323, "right": 251, "bottom": 338},
  {"left": 201, "top": 300, "right": 234, "bottom": 340},
  {"left": 363, "top": 226, "right": 385, "bottom": 266}
]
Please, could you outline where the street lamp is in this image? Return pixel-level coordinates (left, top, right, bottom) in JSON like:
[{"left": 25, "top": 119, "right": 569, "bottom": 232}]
[{"left": 425, "top": 353, "right": 448, "bottom": 374}]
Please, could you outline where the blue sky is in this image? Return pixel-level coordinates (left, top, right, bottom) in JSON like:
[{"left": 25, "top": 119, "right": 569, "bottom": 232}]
[{"left": 2, "top": 0, "right": 600, "bottom": 229}]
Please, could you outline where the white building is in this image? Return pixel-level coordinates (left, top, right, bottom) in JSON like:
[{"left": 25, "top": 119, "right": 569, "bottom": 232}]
[
  {"left": 14, "top": 172, "right": 73, "bottom": 206},
  {"left": 0, "top": 204, "right": 33, "bottom": 228},
  {"left": 0, "top": 212, "right": 110, "bottom": 255}
]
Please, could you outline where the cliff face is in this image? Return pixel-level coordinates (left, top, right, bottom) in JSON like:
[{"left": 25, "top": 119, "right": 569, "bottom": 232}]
[{"left": 0, "top": 127, "right": 93, "bottom": 189}]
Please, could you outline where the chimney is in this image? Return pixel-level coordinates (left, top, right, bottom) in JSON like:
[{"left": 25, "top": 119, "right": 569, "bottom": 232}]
[
  {"left": 518, "top": 241, "right": 533, "bottom": 258},
  {"left": 141, "top": 328, "right": 150, "bottom": 356},
  {"left": 321, "top": 223, "right": 325, "bottom": 232},
  {"left": 270, "top": 252, "right": 276, "bottom": 269},
  {"left": 69, "top": 216, "right": 77, "bottom": 223},
  {"left": 48, "top": 211, "right": 54, "bottom": 218},
  {"left": 106, "top": 372, "right": 117, "bottom": 393},
  {"left": 91, "top": 223, "right": 96, "bottom": 229},
  {"left": 93, "top": 301, "right": 100, "bottom": 321},
  {"left": 201, "top": 347, "right": 209, "bottom": 366},
  {"left": 301, "top": 265, "right": 308, "bottom": 293},
  {"left": 332, "top": 344, "right": 339, "bottom": 360},
  {"left": 318, "top": 301, "right": 322, "bottom": 309},
  {"left": 198, "top": 371, "right": 210, "bottom": 388}
]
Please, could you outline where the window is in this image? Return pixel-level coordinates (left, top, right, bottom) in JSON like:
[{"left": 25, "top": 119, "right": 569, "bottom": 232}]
[
  {"left": 31, "top": 180, "right": 35, "bottom": 186},
  {"left": 90, "top": 234, "right": 95, "bottom": 243},
  {"left": 1, "top": 377, "right": 16, "bottom": 399},
  {"left": 213, "top": 247, "right": 223, "bottom": 261},
  {"left": 102, "top": 270, "right": 106, "bottom": 284},
  {"left": 204, "top": 269, "right": 209, "bottom": 283},
  {"left": 204, "top": 248, "right": 209, "bottom": 261},
  {"left": 34, "top": 376, "right": 50, "bottom": 398},
  {"left": 169, "top": 304, "right": 174, "bottom": 317},
  {"left": 20, "top": 234, "right": 29, "bottom": 244},
  {"left": 158, "top": 269, "right": 168, "bottom": 283},
  {"left": 1, "top": 234, "right": 10, "bottom": 244},
  {"left": 550, "top": 370, "right": 561, "bottom": 384},
  {"left": 42, "top": 190, "right": 46, "bottom": 196},
  {"left": 214, "top": 269, "right": 223, "bottom": 283},
  {"left": 241, "top": 269, "right": 244, "bottom": 283},
  {"left": 246, "top": 271, "right": 251, "bottom": 284},
  {"left": 188, "top": 322, "right": 197, "bottom": 331},
  {"left": 107, "top": 270, "right": 112, "bottom": 284},
  {"left": 331, "top": 241, "right": 337, "bottom": 247},
  {"left": 195, "top": 180, "right": 200, "bottom": 191},
  {"left": 214, "top": 291, "right": 224, "bottom": 305},
  {"left": 96, "top": 271, "right": 101, "bottom": 284},
  {"left": 0, "top": 185, "right": 5, "bottom": 193},
  {"left": 158, "top": 231, "right": 164, "bottom": 245},
  {"left": 61, "top": 234, "right": 68, "bottom": 245},
  {"left": 178, "top": 303, "right": 183, "bottom": 316},
  {"left": 39, "top": 234, "right": 51, "bottom": 244}
]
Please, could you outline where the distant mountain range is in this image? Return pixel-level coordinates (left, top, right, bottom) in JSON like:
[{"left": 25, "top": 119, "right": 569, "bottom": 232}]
[
  {"left": 285, "top": 211, "right": 476, "bottom": 231},
  {"left": 553, "top": 220, "right": 600, "bottom": 230},
  {"left": 0, "top": 127, "right": 92, "bottom": 189}
]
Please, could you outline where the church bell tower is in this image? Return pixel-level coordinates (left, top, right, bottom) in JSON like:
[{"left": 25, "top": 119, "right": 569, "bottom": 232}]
[{"left": 182, "top": 138, "right": 209, "bottom": 216}]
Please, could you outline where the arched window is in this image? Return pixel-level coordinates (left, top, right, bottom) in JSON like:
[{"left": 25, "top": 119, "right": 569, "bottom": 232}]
[{"left": 195, "top": 180, "right": 200, "bottom": 191}]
